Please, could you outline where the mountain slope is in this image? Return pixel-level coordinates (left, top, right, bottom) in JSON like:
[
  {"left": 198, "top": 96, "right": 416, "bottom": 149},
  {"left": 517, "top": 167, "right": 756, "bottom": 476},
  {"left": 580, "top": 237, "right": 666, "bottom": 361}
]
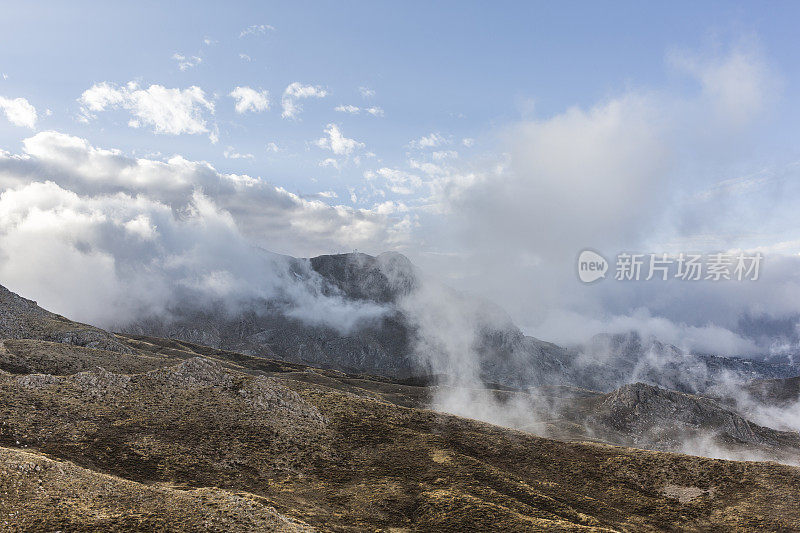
[
  {"left": 3, "top": 354, "right": 800, "bottom": 531},
  {"left": 0, "top": 446, "right": 312, "bottom": 532},
  {"left": 577, "top": 383, "right": 800, "bottom": 462},
  {"left": 3, "top": 282, "right": 800, "bottom": 530},
  {"left": 0, "top": 284, "right": 132, "bottom": 354}
]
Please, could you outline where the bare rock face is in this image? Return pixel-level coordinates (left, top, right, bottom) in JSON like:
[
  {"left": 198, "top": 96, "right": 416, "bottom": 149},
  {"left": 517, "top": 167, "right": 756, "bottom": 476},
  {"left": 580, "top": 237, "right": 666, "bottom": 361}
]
[
  {"left": 122, "top": 253, "right": 424, "bottom": 378},
  {"left": 121, "top": 252, "right": 576, "bottom": 386},
  {"left": 0, "top": 284, "right": 132, "bottom": 353}
]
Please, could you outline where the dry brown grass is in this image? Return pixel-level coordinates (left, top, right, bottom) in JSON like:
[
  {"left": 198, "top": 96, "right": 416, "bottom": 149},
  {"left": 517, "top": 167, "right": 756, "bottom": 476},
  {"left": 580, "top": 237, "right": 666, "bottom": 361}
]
[{"left": 0, "top": 334, "right": 798, "bottom": 531}]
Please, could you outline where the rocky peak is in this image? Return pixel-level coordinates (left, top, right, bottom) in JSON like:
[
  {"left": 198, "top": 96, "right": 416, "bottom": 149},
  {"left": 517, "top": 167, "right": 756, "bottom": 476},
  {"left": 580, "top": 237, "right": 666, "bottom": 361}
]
[{"left": 309, "top": 251, "right": 417, "bottom": 304}]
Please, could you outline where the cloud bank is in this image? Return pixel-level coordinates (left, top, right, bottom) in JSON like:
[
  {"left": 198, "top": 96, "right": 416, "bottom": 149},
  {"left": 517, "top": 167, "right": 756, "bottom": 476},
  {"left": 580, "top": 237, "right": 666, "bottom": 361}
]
[
  {"left": 0, "top": 131, "right": 414, "bottom": 327},
  {"left": 404, "top": 41, "right": 796, "bottom": 356}
]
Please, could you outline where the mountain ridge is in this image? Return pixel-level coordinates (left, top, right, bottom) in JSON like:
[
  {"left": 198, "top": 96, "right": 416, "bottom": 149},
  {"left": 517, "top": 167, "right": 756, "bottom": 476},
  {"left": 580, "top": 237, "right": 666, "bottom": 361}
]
[{"left": 119, "top": 251, "right": 800, "bottom": 392}]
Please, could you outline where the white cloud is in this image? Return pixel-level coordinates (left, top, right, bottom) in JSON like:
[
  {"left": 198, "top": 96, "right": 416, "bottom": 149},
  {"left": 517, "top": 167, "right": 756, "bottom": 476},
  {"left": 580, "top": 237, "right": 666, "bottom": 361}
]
[
  {"left": 239, "top": 24, "right": 275, "bottom": 37},
  {"left": 462, "top": 138, "right": 475, "bottom": 147},
  {"left": 318, "top": 190, "right": 338, "bottom": 199},
  {"left": 335, "top": 104, "right": 360, "bottom": 114},
  {"left": 0, "top": 95, "right": 37, "bottom": 128},
  {"left": 365, "top": 167, "right": 423, "bottom": 195},
  {"left": 530, "top": 308, "right": 760, "bottom": 356},
  {"left": 410, "top": 43, "right": 789, "bottom": 352},
  {"left": 372, "top": 200, "right": 410, "bottom": 215},
  {"left": 239, "top": 53, "right": 252, "bottom": 62},
  {"left": 223, "top": 146, "right": 254, "bottom": 160},
  {"left": 669, "top": 42, "right": 777, "bottom": 128},
  {"left": 432, "top": 150, "right": 458, "bottom": 160},
  {"left": 359, "top": 86, "right": 375, "bottom": 98},
  {"left": 203, "top": 37, "right": 217, "bottom": 46},
  {"left": 333, "top": 104, "right": 383, "bottom": 117},
  {"left": 265, "top": 142, "right": 282, "bottom": 153},
  {"left": 229, "top": 86, "right": 270, "bottom": 114},
  {"left": 172, "top": 53, "right": 202, "bottom": 71},
  {"left": 78, "top": 81, "right": 214, "bottom": 137},
  {"left": 0, "top": 179, "right": 395, "bottom": 331},
  {"left": 319, "top": 157, "right": 340, "bottom": 169},
  {"left": 408, "top": 159, "right": 446, "bottom": 177},
  {"left": 409, "top": 132, "right": 447, "bottom": 149},
  {"left": 436, "top": 94, "right": 670, "bottom": 303},
  {"left": 281, "top": 82, "right": 327, "bottom": 119},
  {"left": 315, "top": 124, "right": 364, "bottom": 156}
]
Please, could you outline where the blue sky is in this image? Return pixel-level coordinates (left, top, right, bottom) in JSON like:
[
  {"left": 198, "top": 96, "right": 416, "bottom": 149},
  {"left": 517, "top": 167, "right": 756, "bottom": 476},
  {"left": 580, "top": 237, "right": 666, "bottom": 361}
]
[
  {"left": 3, "top": 2, "right": 800, "bottom": 353},
  {"left": 4, "top": 1, "right": 800, "bottom": 192}
]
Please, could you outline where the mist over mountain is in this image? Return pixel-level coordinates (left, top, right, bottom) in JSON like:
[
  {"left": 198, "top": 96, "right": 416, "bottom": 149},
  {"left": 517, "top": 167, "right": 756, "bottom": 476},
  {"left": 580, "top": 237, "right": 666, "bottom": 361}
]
[{"left": 120, "top": 251, "right": 800, "bottom": 395}]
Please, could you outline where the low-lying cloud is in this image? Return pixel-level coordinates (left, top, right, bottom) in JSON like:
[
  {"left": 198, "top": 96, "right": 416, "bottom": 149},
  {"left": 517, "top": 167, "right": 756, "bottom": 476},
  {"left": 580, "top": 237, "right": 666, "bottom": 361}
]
[{"left": 409, "top": 40, "right": 797, "bottom": 356}]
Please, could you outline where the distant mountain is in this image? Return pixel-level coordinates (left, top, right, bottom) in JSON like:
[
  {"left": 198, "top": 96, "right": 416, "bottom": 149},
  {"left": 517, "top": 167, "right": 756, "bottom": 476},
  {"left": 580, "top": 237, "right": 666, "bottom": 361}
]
[
  {"left": 561, "top": 331, "right": 800, "bottom": 393},
  {"left": 745, "top": 375, "right": 800, "bottom": 406},
  {"left": 120, "top": 251, "right": 572, "bottom": 385},
  {"left": 120, "top": 252, "right": 800, "bottom": 393},
  {"left": 123, "top": 252, "right": 421, "bottom": 379}
]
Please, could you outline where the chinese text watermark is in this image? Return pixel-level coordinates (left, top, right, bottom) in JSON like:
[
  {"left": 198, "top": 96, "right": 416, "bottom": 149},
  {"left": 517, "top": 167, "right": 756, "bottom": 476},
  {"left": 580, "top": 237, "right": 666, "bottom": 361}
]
[{"left": 577, "top": 250, "right": 762, "bottom": 283}]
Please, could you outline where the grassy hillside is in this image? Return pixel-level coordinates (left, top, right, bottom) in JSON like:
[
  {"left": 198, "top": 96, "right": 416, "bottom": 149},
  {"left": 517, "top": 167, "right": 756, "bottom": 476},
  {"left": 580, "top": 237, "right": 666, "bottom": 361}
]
[{"left": 0, "top": 334, "right": 799, "bottom": 531}]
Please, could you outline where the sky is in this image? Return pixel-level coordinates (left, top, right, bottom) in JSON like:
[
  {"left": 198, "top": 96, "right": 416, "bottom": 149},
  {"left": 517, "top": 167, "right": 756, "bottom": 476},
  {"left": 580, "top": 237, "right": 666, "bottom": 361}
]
[{"left": 3, "top": 1, "right": 800, "bottom": 356}]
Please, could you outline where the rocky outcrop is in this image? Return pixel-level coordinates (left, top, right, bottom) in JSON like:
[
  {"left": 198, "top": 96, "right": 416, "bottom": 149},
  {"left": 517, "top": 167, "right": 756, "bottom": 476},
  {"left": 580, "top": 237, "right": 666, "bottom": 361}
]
[{"left": 583, "top": 382, "right": 800, "bottom": 450}]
